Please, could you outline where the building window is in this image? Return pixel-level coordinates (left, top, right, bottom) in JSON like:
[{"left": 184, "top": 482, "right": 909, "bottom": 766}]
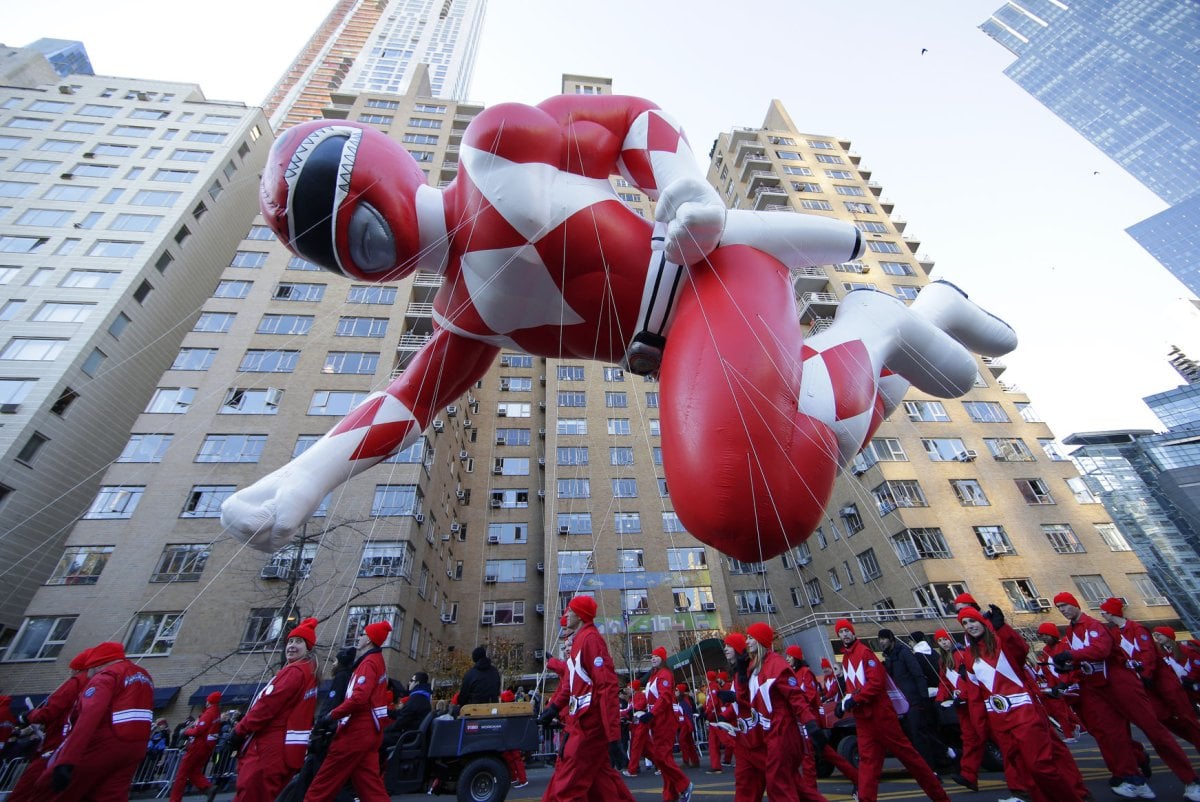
[
  {"left": 214, "top": 279, "right": 252, "bottom": 298},
  {"left": 257, "top": 314, "right": 314, "bottom": 335},
  {"left": 557, "top": 478, "right": 590, "bottom": 498},
  {"left": 359, "top": 542, "right": 414, "bottom": 579},
  {"left": 487, "top": 523, "right": 528, "bottom": 544},
  {"left": 557, "top": 513, "right": 592, "bottom": 535},
  {"left": 46, "top": 545, "right": 113, "bottom": 586},
  {"left": 499, "top": 376, "right": 532, "bottom": 392},
  {"left": 607, "top": 418, "right": 631, "bottom": 435},
  {"left": 118, "top": 433, "right": 172, "bottom": 463},
  {"left": 485, "top": 559, "right": 527, "bottom": 582},
  {"left": 921, "top": 438, "right": 968, "bottom": 461},
  {"left": 147, "top": 544, "right": 208, "bottom": 583},
  {"left": 804, "top": 578, "right": 824, "bottom": 605},
  {"left": 181, "top": 485, "right": 234, "bottom": 518},
  {"left": 963, "top": 401, "right": 1009, "bottom": 423},
  {"left": 557, "top": 446, "right": 589, "bottom": 465},
  {"left": 274, "top": 282, "right": 326, "bottom": 302},
  {"left": 667, "top": 547, "right": 706, "bottom": 571},
  {"left": 617, "top": 549, "right": 645, "bottom": 573},
  {"left": 614, "top": 512, "right": 641, "bottom": 534},
  {"left": 856, "top": 548, "right": 882, "bottom": 582},
  {"left": 490, "top": 489, "right": 529, "bottom": 508},
  {"left": 342, "top": 605, "right": 403, "bottom": 648},
  {"left": 240, "top": 350, "right": 299, "bottom": 373},
  {"left": 493, "top": 457, "right": 529, "bottom": 476},
  {"left": 1043, "top": 524, "right": 1085, "bottom": 554},
  {"left": 984, "top": 437, "right": 1035, "bottom": 461},
  {"left": 497, "top": 428, "right": 532, "bottom": 446},
  {"left": 974, "top": 525, "right": 1016, "bottom": 556},
  {"left": 558, "top": 391, "right": 586, "bottom": 407},
  {"left": 1095, "top": 522, "right": 1132, "bottom": 552},
  {"left": 612, "top": 478, "right": 638, "bottom": 498},
  {"left": 828, "top": 567, "right": 842, "bottom": 591},
  {"left": 734, "top": 589, "right": 774, "bottom": 614},
  {"left": 950, "top": 479, "right": 990, "bottom": 506},
  {"left": 221, "top": 387, "right": 284, "bottom": 414},
  {"left": 839, "top": 503, "right": 864, "bottom": 534},
  {"left": 872, "top": 480, "right": 927, "bottom": 513},
  {"left": 347, "top": 285, "right": 396, "bottom": 304},
  {"left": 5, "top": 615, "right": 76, "bottom": 661},
  {"left": 481, "top": 600, "right": 525, "bottom": 626},
  {"left": 1066, "top": 476, "right": 1100, "bottom": 503},
  {"left": 196, "top": 434, "right": 267, "bottom": 463},
  {"left": 125, "top": 612, "right": 182, "bottom": 657},
  {"left": 240, "top": 608, "right": 296, "bottom": 652},
  {"left": 1015, "top": 478, "right": 1055, "bottom": 505},
  {"left": 308, "top": 390, "right": 371, "bottom": 416},
  {"left": 324, "top": 351, "right": 379, "bottom": 375},
  {"left": 558, "top": 551, "right": 595, "bottom": 574},
  {"left": 1129, "top": 573, "right": 1168, "bottom": 606},
  {"left": 862, "top": 438, "right": 908, "bottom": 462},
  {"left": 610, "top": 447, "right": 634, "bottom": 466},
  {"left": 84, "top": 485, "right": 144, "bottom": 519},
  {"left": 372, "top": 484, "right": 418, "bottom": 516},
  {"left": 904, "top": 400, "right": 950, "bottom": 422},
  {"left": 662, "top": 512, "right": 686, "bottom": 534},
  {"left": 1071, "top": 574, "right": 1113, "bottom": 609},
  {"left": 1, "top": 337, "right": 67, "bottom": 361},
  {"left": 604, "top": 391, "right": 627, "bottom": 407},
  {"left": 496, "top": 402, "right": 531, "bottom": 418},
  {"left": 891, "top": 528, "right": 951, "bottom": 565},
  {"left": 170, "top": 347, "right": 217, "bottom": 371},
  {"left": 193, "top": 312, "right": 235, "bottom": 332}
]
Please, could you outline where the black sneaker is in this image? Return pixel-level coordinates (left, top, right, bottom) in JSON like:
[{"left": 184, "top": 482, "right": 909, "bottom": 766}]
[{"left": 950, "top": 773, "right": 978, "bottom": 792}]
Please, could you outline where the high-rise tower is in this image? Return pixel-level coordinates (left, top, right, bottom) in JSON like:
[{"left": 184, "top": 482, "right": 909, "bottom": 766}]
[
  {"left": 262, "top": 0, "right": 487, "bottom": 131},
  {"left": 980, "top": 1, "right": 1200, "bottom": 295}
]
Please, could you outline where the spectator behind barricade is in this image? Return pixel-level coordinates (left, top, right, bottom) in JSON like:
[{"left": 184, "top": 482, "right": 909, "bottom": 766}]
[
  {"left": 148, "top": 718, "right": 171, "bottom": 756},
  {"left": 457, "top": 646, "right": 501, "bottom": 709},
  {"left": 172, "top": 716, "right": 194, "bottom": 748}
]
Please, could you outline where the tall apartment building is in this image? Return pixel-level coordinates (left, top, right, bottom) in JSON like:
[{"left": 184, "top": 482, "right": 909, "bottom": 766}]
[
  {"left": 262, "top": 0, "right": 487, "bottom": 131},
  {"left": 0, "top": 57, "right": 271, "bottom": 637},
  {"left": 1065, "top": 352, "right": 1200, "bottom": 631},
  {"left": 980, "top": 1, "right": 1200, "bottom": 295},
  {"left": 705, "top": 99, "right": 1179, "bottom": 662}
]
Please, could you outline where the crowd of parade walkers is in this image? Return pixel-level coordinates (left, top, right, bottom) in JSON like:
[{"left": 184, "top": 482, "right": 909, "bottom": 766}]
[{"left": 5, "top": 590, "right": 1200, "bottom": 801}]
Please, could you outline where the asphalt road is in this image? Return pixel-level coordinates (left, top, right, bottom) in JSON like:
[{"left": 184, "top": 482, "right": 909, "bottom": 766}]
[{"left": 204, "top": 734, "right": 1200, "bottom": 800}]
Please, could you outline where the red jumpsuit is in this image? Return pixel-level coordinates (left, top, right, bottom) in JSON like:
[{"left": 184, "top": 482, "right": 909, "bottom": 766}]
[
  {"left": 304, "top": 648, "right": 390, "bottom": 802},
  {"left": 1033, "top": 642, "right": 1082, "bottom": 739},
  {"left": 233, "top": 657, "right": 318, "bottom": 802},
  {"left": 728, "top": 669, "right": 766, "bottom": 802},
  {"left": 7, "top": 672, "right": 86, "bottom": 802},
  {"left": 747, "top": 652, "right": 826, "bottom": 802},
  {"left": 1161, "top": 640, "right": 1200, "bottom": 707},
  {"left": 1067, "top": 612, "right": 1199, "bottom": 784},
  {"left": 545, "top": 621, "right": 634, "bottom": 802},
  {"left": 967, "top": 637, "right": 1084, "bottom": 802},
  {"left": 795, "top": 664, "right": 856, "bottom": 786},
  {"left": 626, "top": 688, "right": 650, "bottom": 774},
  {"left": 674, "top": 694, "right": 700, "bottom": 767},
  {"left": 170, "top": 701, "right": 220, "bottom": 802},
  {"left": 841, "top": 638, "right": 948, "bottom": 802},
  {"left": 645, "top": 666, "right": 691, "bottom": 800},
  {"left": 936, "top": 648, "right": 986, "bottom": 787},
  {"left": 1116, "top": 617, "right": 1200, "bottom": 751},
  {"left": 45, "top": 659, "right": 154, "bottom": 802}
]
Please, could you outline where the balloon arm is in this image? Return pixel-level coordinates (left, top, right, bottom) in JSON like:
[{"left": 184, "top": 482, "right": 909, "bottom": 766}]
[
  {"left": 221, "top": 328, "right": 497, "bottom": 551},
  {"left": 721, "top": 210, "right": 864, "bottom": 269}
]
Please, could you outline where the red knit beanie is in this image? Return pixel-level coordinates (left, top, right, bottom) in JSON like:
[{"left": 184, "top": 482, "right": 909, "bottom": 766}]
[
  {"left": 953, "top": 592, "right": 978, "bottom": 607},
  {"left": 819, "top": 657, "right": 832, "bottom": 670},
  {"left": 957, "top": 607, "right": 987, "bottom": 626},
  {"left": 84, "top": 641, "right": 125, "bottom": 668},
  {"left": 364, "top": 620, "right": 392, "bottom": 646},
  {"left": 1053, "top": 591, "right": 1081, "bottom": 608},
  {"left": 833, "top": 619, "right": 855, "bottom": 635},
  {"left": 500, "top": 689, "right": 515, "bottom": 703},
  {"left": 746, "top": 622, "right": 774, "bottom": 649},
  {"left": 206, "top": 691, "right": 222, "bottom": 705},
  {"left": 723, "top": 633, "right": 747, "bottom": 654},
  {"left": 1037, "top": 622, "right": 1060, "bottom": 638},
  {"left": 718, "top": 670, "right": 729, "bottom": 681},
  {"left": 631, "top": 679, "right": 642, "bottom": 691},
  {"left": 69, "top": 648, "right": 92, "bottom": 672},
  {"left": 288, "top": 617, "right": 319, "bottom": 649},
  {"left": 1099, "top": 597, "right": 1124, "bottom": 616},
  {"left": 652, "top": 646, "right": 667, "bottom": 662},
  {"left": 1154, "top": 626, "right": 1177, "bottom": 641},
  {"left": 706, "top": 670, "right": 717, "bottom": 681},
  {"left": 933, "top": 629, "right": 950, "bottom": 641},
  {"left": 569, "top": 596, "right": 597, "bottom": 623},
  {"left": 785, "top": 645, "right": 804, "bottom": 662}
]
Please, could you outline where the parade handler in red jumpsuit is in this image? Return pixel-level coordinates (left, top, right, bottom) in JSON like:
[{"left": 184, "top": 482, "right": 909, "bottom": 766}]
[
  {"left": 43, "top": 641, "right": 154, "bottom": 801},
  {"left": 539, "top": 595, "right": 639, "bottom": 802},
  {"left": 169, "top": 690, "right": 222, "bottom": 802},
  {"left": 623, "top": 679, "right": 650, "bottom": 776},
  {"left": 785, "top": 644, "right": 857, "bottom": 789},
  {"left": 958, "top": 607, "right": 1086, "bottom": 802},
  {"left": 745, "top": 623, "right": 827, "bottom": 802},
  {"left": 304, "top": 619, "right": 392, "bottom": 802},
  {"left": 720, "top": 633, "right": 765, "bottom": 802},
  {"left": 834, "top": 620, "right": 949, "bottom": 802},
  {"left": 702, "top": 671, "right": 734, "bottom": 774},
  {"left": 232, "top": 617, "right": 320, "bottom": 802},
  {"left": 1154, "top": 626, "right": 1200, "bottom": 707},
  {"left": 1053, "top": 591, "right": 1200, "bottom": 800},
  {"left": 222, "top": 93, "right": 1017, "bottom": 568},
  {"left": 7, "top": 648, "right": 91, "bottom": 802},
  {"left": 643, "top": 646, "right": 692, "bottom": 802},
  {"left": 1099, "top": 597, "right": 1200, "bottom": 753}
]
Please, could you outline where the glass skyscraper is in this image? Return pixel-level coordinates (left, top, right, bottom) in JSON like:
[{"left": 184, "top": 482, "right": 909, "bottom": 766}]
[{"left": 981, "top": 1, "right": 1200, "bottom": 294}]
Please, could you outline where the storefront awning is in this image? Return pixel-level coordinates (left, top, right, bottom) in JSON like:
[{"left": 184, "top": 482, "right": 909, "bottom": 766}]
[
  {"left": 153, "top": 686, "right": 180, "bottom": 709},
  {"left": 187, "top": 682, "right": 263, "bottom": 707}
]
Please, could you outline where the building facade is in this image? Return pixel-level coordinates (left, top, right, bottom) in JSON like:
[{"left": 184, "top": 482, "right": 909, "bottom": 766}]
[
  {"left": 980, "top": 0, "right": 1200, "bottom": 295},
  {"left": 262, "top": 0, "right": 487, "bottom": 132},
  {"left": 0, "top": 59, "right": 271, "bottom": 634}
]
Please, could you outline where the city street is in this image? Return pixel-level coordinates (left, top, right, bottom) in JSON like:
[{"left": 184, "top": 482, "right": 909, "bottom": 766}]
[{"left": 202, "top": 734, "right": 1200, "bottom": 800}]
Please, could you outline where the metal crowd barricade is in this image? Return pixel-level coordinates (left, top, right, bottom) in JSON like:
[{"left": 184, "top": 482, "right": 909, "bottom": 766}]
[
  {"left": 130, "top": 747, "right": 182, "bottom": 798},
  {"left": 0, "top": 757, "right": 30, "bottom": 801}
]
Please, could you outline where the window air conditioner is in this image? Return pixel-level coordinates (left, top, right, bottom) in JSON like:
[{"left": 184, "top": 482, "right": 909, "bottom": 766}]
[
  {"left": 484, "top": 574, "right": 498, "bottom": 584},
  {"left": 440, "top": 533, "right": 451, "bottom": 541},
  {"left": 538, "top": 428, "right": 546, "bottom": 438},
  {"left": 369, "top": 566, "right": 390, "bottom": 577},
  {"left": 539, "top": 375, "right": 546, "bottom": 385},
  {"left": 1035, "top": 597, "right": 1052, "bottom": 611},
  {"left": 432, "top": 420, "right": 444, "bottom": 432},
  {"left": 497, "top": 435, "right": 507, "bottom": 445},
  {"left": 957, "top": 450, "right": 977, "bottom": 462},
  {"left": 534, "top": 648, "right": 545, "bottom": 659},
  {"left": 487, "top": 534, "right": 500, "bottom": 544},
  {"left": 481, "top": 615, "right": 494, "bottom": 626},
  {"left": 702, "top": 602, "right": 717, "bottom": 611},
  {"left": 537, "top": 457, "right": 545, "bottom": 467},
  {"left": 537, "top": 490, "right": 545, "bottom": 499},
  {"left": 839, "top": 506, "right": 856, "bottom": 517},
  {"left": 490, "top": 498, "right": 502, "bottom": 508},
  {"left": 493, "top": 464, "right": 503, "bottom": 475},
  {"left": 440, "top": 614, "right": 454, "bottom": 623},
  {"left": 535, "top": 603, "right": 545, "bottom": 614},
  {"left": 766, "top": 604, "right": 778, "bottom": 613},
  {"left": 459, "top": 449, "right": 469, "bottom": 460},
  {"left": 497, "top": 407, "right": 507, "bottom": 417},
  {"left": 414, "top": 513, "right": 425, "bottom": 524},
  {"left": 463, "top": 419, "right": 473, "bottom": 429},
  {"left": 450, "top": 523, "right": 461, "bottom": 533},
  {"left": 456, "top": 489, "right": 467, "bottom": 500},
  {"left": 538, "top": 401, "right": 546, "bottom": 410},
  {"left": 0, "top": 403, "right": 19, "bottom": 414},
  {"left": 260, "top": 565, "right": 286, "bottom": 579},
  {"left": 264, "top": 387, "right": 283, "bottom": 407},
  {"left": 446, "top": 404, "right": 457, "bottom": 416},
  {"left": 536, "top": 562, "right": 545, "bottom": 572},
  {"left": 852, "top": 466, "right": 868, "bottom": 477},
  {"left": 558, "top": 525, "right": 570, "bottom": 535}
]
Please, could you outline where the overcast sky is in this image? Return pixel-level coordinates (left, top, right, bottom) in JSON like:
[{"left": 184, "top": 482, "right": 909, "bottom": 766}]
[{"left": 7, "top": 0, "right": 1196, "bottom": 441}]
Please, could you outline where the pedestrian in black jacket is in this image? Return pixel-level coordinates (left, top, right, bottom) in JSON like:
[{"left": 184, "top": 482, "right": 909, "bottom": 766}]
[
  {"left": 457, "top": 646, "right": 501, "bottom": 707},
  {"left": 384, "top": 672, "right": 433, "bottom": 751},
  {"left": 878, "top": 628, "right": 942, "bottom": 771}
]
